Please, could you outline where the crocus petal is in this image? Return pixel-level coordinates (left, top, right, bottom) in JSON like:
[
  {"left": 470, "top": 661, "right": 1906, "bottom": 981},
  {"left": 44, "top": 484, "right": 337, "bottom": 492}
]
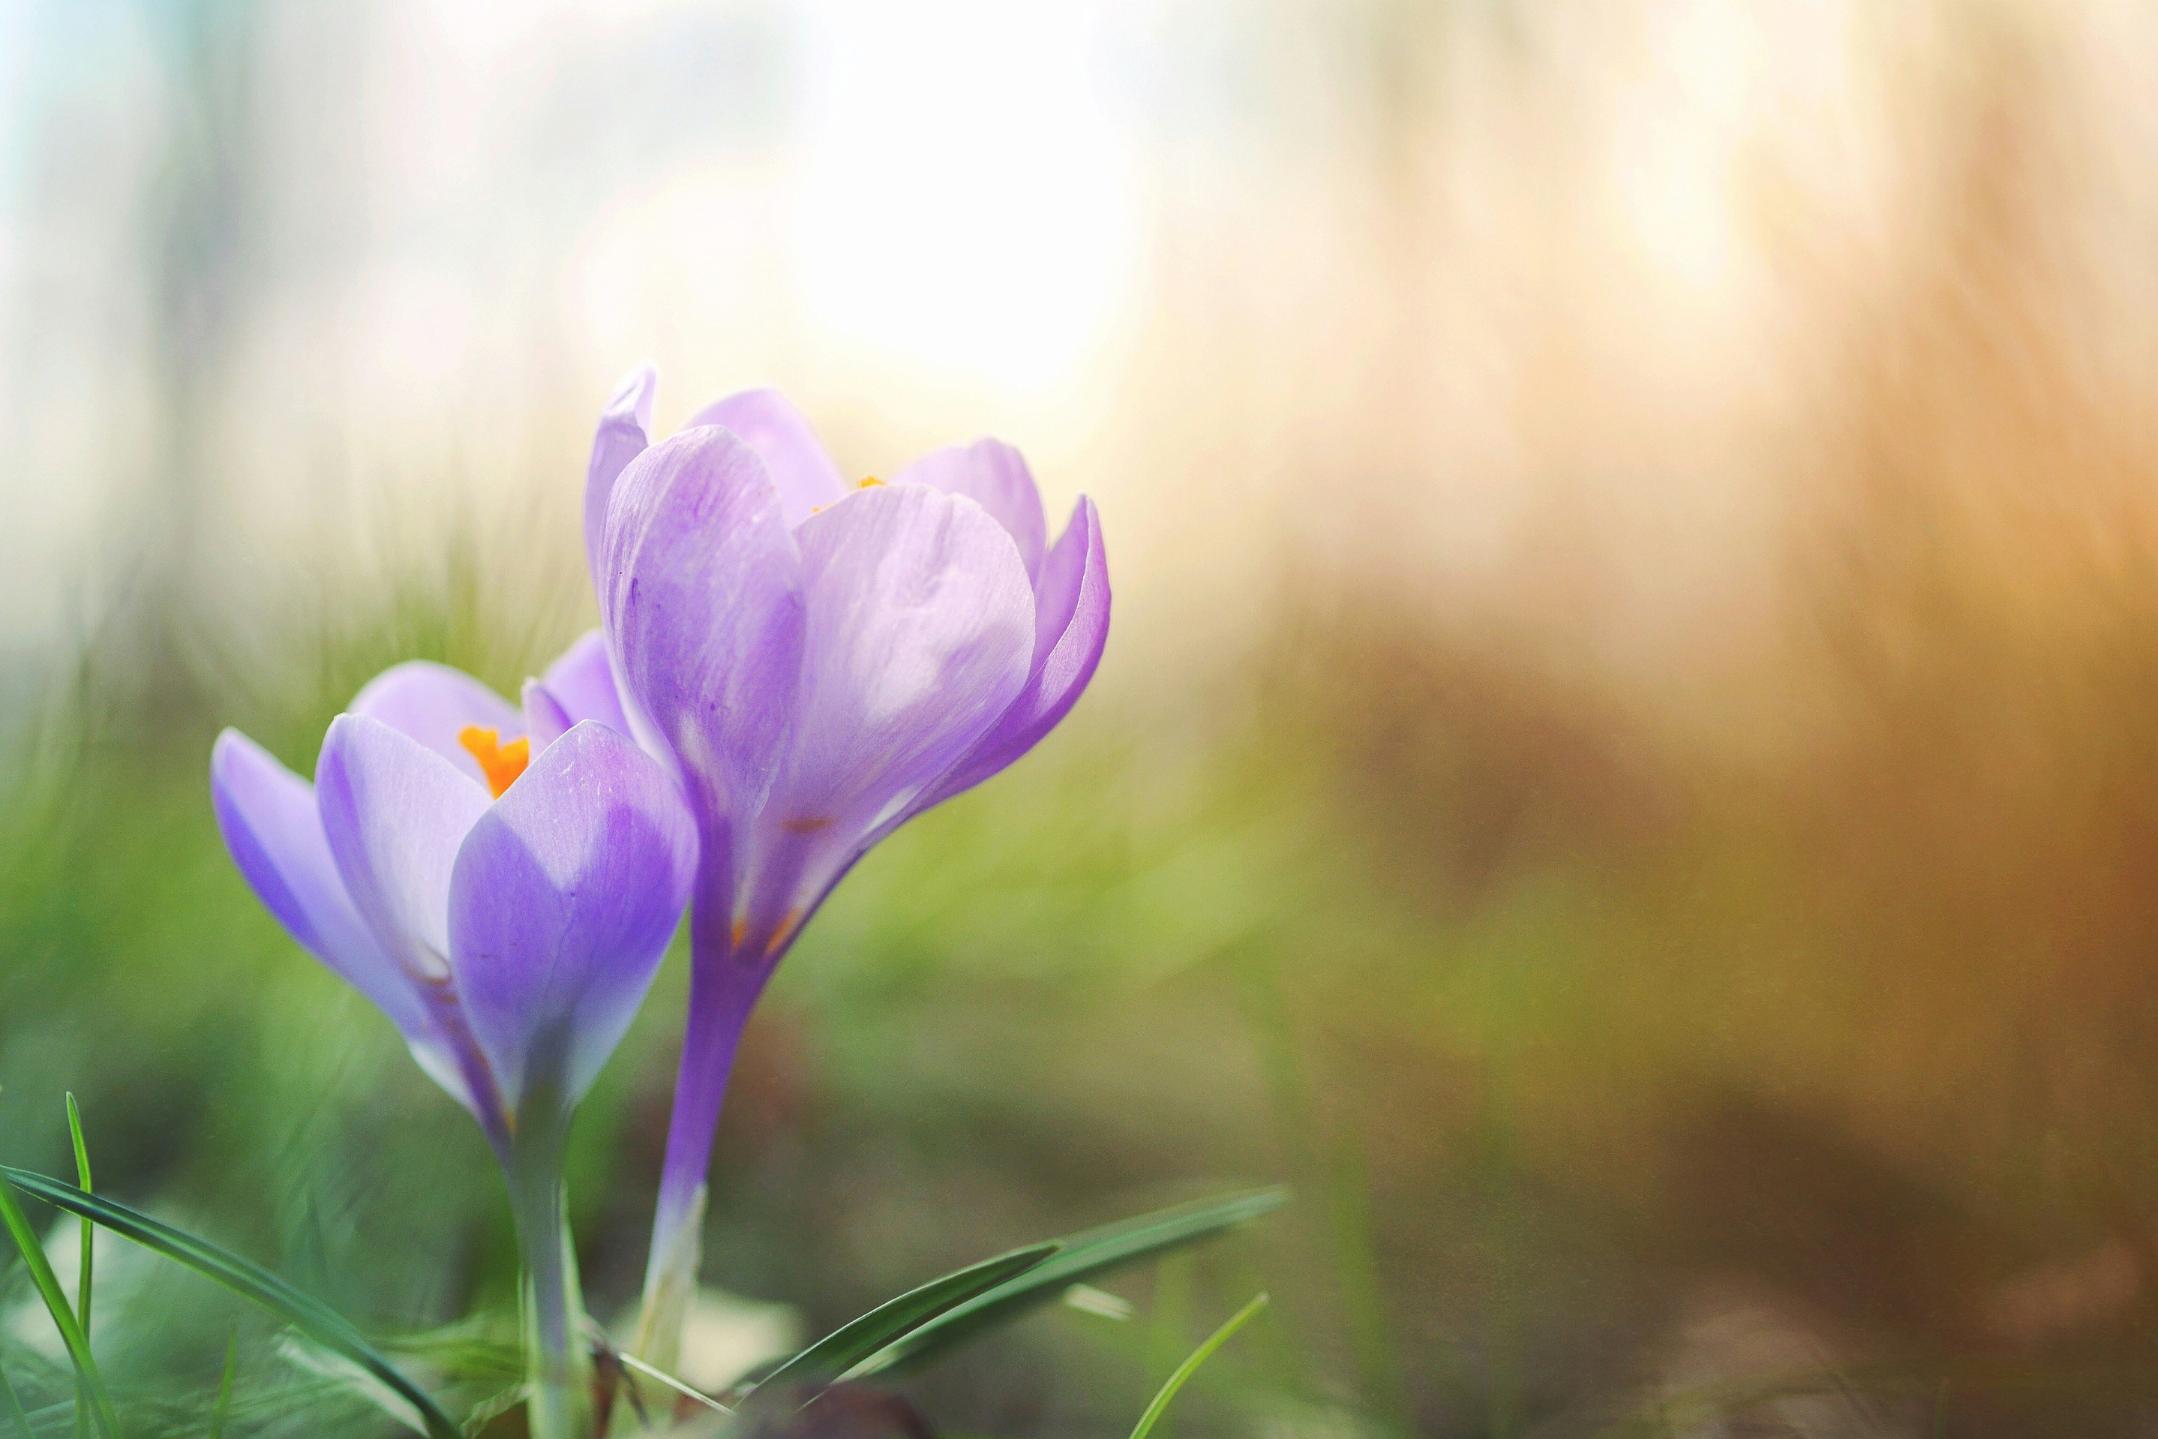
[
  {"left": 211, "top": 730, "right": 431, "bottom": 1039},
  {"left": 680, "top": 388, "right": 846, "bottom": 528},
  {"left": 921, "top": 494, "right": 1109, "bottom": 809},
  {"left": 523, "top": 629, "right": 628, "bottom": 749},
  {"left": 522, "top": 680, "right": 574, "bottom": 752},
  {"left": 315, "top": 713, "right": 492, "bottom": 981},
  {"left": 599, "top": 426, "right": 807, "bottom": 868},
  {"left": 772, "top": 484, "right": 1035, "bottom": 835},
  {"left": 449, "top": 722, "right": 697, "bottom": 1115},
  {"left": 350, "top": 661, "right": 520, "bottom": 789},
  {"left": 893, "top": 439, "right": 1048, "bottom": 581},
  {"left": 213, "top": 729, "right": 488, "bottom": 1115},
  {"left": 586, "top": 364, "right": 657, "bottom": 582}
]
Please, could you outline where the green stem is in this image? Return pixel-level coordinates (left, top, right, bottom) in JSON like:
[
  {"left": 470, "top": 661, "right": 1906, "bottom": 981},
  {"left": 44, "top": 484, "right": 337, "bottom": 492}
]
[{"left": 506, "top": 1115, "right": 593, "bottom": 1439}]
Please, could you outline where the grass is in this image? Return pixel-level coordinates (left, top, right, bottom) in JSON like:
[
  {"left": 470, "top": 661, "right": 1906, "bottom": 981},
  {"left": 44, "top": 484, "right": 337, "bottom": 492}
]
[
  {"left": 0, "top": 1173, "right": 115, "bottom": 1438},
  {"left": 1127, "top": 1292, "right": 1268, "bottom": 1439}
]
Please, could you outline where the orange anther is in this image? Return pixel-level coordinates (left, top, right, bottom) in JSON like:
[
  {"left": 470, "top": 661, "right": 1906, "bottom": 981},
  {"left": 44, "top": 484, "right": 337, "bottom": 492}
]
[{"left": 457, "top": 726, "right": 530, "bottom": 798}]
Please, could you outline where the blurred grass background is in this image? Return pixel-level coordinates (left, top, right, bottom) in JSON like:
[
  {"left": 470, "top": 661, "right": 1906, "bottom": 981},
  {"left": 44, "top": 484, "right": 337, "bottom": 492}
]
[{"left": 11, "top": 0, "right": 2158, "bottom": 1434}]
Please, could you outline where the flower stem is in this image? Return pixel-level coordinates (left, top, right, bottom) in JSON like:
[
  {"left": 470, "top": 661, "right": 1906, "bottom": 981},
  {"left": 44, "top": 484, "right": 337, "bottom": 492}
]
[
  {"left": 508, "top": 1113, "right": 593, "bottom": 1439},
  {"left": 634, "top": 905, "right": 771, "bottom": 1369}
]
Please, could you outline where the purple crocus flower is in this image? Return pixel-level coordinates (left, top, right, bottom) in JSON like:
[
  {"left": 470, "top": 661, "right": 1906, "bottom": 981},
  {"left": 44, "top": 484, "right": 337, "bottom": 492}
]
[
  {"left": 559, "top": 369, "right": 1110, "bottom": 1363},
  {"left": 210, "top": 658, "right": 698, "bottom": 1437}
]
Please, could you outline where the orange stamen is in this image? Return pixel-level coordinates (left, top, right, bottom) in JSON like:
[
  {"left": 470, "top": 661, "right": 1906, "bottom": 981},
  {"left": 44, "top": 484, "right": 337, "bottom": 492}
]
[
  {"left": 768, "top": 907, "right": 804, "bottom": 953},
  {"left": 458, "top": 726, "right": 530, "bottom": 798}
]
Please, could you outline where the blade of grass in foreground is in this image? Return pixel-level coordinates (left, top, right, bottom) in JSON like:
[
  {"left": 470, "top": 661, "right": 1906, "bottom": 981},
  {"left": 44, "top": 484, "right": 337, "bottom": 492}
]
[
  {"left": 0, "top": 1174, "right": 118, "bottom": 1439},
  {"left": 66, "top": 1095, "right": 93, "bottom": 1439},
  {"left": 857, "top": 1187, "right": 1289, "bottom": 1377},
  {"left": 0, "top": 1167, "right": 457, "bottom": 1439},
  {"left": 737, "top": 1243, "right": 1059, "bottom": 1410},
  {"left": 65, "top": 1098, "right": 91, "bottom": 1343},
  {"left": 1127, "top": 1292, "right": 1269, "bottom": 1439}
]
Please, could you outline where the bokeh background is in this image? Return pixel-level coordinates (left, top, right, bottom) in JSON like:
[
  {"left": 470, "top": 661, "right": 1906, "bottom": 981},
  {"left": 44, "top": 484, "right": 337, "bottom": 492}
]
[{"left": 10, "top": 1, "right": 2158, "bottom": 1434}]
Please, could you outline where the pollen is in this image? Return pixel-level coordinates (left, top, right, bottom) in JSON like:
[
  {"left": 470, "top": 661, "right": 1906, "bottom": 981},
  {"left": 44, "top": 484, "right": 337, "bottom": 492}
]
[
  {"left": 857, "top": 475, "right": 884, "bottom": 489},
  {"left": 458, "top": 726, "right": 530, "bottom": 799}
]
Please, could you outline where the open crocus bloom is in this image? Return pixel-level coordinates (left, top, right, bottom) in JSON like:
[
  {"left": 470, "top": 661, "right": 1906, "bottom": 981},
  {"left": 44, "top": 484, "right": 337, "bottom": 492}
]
[
  {"left": 561, "top": 369, "right": 1110, "bottom": 1362},
  {"left": 210, "top": 659, "right": 698, "bottom": 1151},
  {"left": 213, "top": 658, "right": 698, "bottom": 1435}
]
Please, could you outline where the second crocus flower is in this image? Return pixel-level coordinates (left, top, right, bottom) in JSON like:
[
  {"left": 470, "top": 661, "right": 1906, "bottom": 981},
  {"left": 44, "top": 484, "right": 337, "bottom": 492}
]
[{"left": 211, "top": 659, "right": 697, "bottom": 1439}]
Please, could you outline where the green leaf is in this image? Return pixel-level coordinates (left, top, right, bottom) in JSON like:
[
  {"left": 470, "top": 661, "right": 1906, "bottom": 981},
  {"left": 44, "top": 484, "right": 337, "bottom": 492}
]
[
  {"left": 859, "top": 1187, "right": 1288, "bottom": 1376},
  {"left": 0, "top": 1174, "right": 118, "bottom": 1438},
  {"left": 1127, "top": 1292, "right": 1268, "bottom": 1439},
  {"left": 65, "top": 1096, "right": 92, "bottom": 1439},
  {"left": 64, "top": 1098, "right": 90, "bottom": 1344},
  {"left": 739, "top": 1242, "right": 1059, "bottom": 1409},
  {"left": 0, "top": 1167, "right": 457, "bottom": 1439}
]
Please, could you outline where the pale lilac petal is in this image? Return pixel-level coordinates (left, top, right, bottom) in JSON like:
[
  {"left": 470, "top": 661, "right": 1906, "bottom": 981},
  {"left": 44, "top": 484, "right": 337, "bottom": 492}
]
[
  {"left": 315, "top": 714, "right": 492, "bottom": 981},
  {"left": 349, "top": 662, "right": 519, "bottom": 789},
  {"left": 522, "top": 629, "right": 628, "bottom": 749},
  {"left": 521, "top": 680, "right": 574, "bottom": 751},
  {"left": 680, "top": 388, "right": 846, "bottom": 528},
  {"left": 210, "top": 729, "right": 430, "bottom": 1039},
  {"left": 449, "top": 722, "right": 697, "bottom": 1114},
  {"left": 922, "top": 494, "right": 1109, "bottom": 808},
  {"left": 769, "top": 485, "right": 1034, "bottom": 836},
  {"left": 540, "top": 628, "right": 629, "bottom": 732},
  {"left": 212, "top": 729, "right": 488, "bottom": 1116},
  {"left": 599, "top": 426, "right": 807, "bottom": 872},
  {"left": 586, "top": 364, "right": 657, "bottom": 582},
  {"left": 893, "top": 439, "right": 1047, "bottom": 580}
]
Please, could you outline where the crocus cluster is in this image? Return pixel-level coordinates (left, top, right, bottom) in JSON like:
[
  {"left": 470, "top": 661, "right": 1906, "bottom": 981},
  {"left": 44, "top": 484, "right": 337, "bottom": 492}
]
[{"left": 210, "top": 370, "right": 1108, "bottom": 1431}]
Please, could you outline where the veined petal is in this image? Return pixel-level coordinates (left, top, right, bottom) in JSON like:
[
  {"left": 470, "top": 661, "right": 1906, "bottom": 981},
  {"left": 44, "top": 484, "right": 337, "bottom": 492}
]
[
  {"left": 599, "top": 426, "right": 807, "bottom": 867},
  {"left": 681, "top": 388, "right": 846, "bottom": 528},
  {"left": 523, "top": 629, "right": 628, "bottom": 749},
  {"left": 210, "top": 730, "right": 431, "bottom": 1039},
  {"left": 212, "top": 729, "right": 487, "bottom": 1116},
  {"left": 350, "top": 661, "right": 519, "bottom": 790},
  {"left": 923, "top": 494, "right": 1109, "bottom": 808},
  {"left": 315, "top": 713, "right": 492, "bottom": 981},
  {"left": 449, "top": 721, "right": 697, "bottom": 1115},
  {"left": 586, "top": 364, "right": 657, "bottom": 582},
  {"left": 771, "top": 485, "right": 1034, "bottom": 837},
  {"left": 893, "top": 439, "right": 1048, "bottom": 580}
]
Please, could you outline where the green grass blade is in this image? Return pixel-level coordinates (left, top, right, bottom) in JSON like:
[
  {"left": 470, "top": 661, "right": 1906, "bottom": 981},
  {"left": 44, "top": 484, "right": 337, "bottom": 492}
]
[
  {"left": 1127, "top": 1292, "right": 1268, "bottom": 1439},
  {"left": 616, "top": 1352, "right": 734, "bottom": 1420},
  {"left": 859, "top": 1187, "right": 1288, "bottom": 1376},
  {"left": 0, "top": 1166, "right": 457, "bottom": 1439},
  {"left": 0, "top": 1175, "right": 118, "bottom": 1438},
  {"left": 65, "top": 1096, "right": 92, "bottom": 1439},
  {"left": 2, "top": 1365, "right": 35, "bottom": 1439},
  {"left": 739, "top": 1242, "right": 1058, "bottom": 1409},
  {"left": 63, "top": 1098, "right": 90, "bottom": 1343},
  {"left": 208, "top": 1332, "right": 237, "bottom": 1439}
]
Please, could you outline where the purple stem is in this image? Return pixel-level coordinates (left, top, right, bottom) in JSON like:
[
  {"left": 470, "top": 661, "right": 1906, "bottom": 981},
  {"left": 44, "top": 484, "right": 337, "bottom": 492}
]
[{"left": 647, "top": 902, "right": 773, "bottom": 1259}]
